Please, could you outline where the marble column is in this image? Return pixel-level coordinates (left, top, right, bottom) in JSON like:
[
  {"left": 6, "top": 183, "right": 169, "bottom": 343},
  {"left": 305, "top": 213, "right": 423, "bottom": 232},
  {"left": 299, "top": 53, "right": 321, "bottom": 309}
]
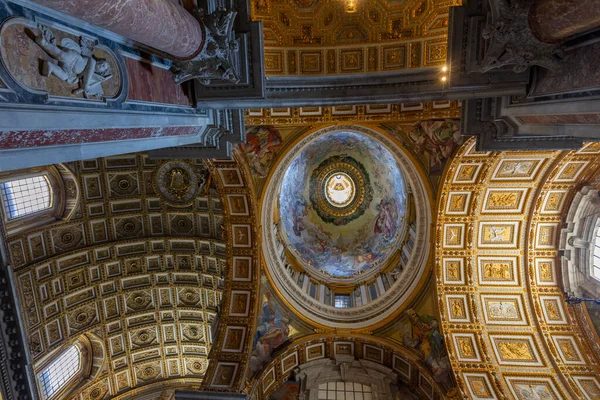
[
  {"left": 30, "top": 0, "right": 205, "bottom": 59},
  {"left": 529, "top": 0, "right": 600, "bottom": 43}
]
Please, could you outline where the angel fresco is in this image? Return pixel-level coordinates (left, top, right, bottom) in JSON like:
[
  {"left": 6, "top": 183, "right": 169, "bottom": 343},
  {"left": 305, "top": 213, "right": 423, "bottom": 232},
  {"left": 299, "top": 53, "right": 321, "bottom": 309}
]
[
  {"left": 250, "top": 292, "right": 292, "bottom": 373},
  {"left": 402, "top": 309, "right": 451, "bottom": 385},
  {"left": 374, "top": 197, "right": 399, "bottom": 240},
  {"left": 33, "top": 24, "right": 112, "bottom": 98},
  {"left": 240, "top": 126, "right": 283, "bottom": 178},
  {"left": 406, "top": 120, "right": 461, "bottom": 172}
]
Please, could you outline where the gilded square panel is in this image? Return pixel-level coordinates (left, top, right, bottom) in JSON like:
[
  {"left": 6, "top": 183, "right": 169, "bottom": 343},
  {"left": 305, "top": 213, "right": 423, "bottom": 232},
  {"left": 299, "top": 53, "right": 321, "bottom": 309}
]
[
  {"left": 481, "top": 294, "right": 527, "bottom": 325},
  {"left": 443, "top": 258, "right": 465, "bottom": 285},
  {"left": 217, "top": 168, "right": 244, "bottom": 187},
  {"left": 334, "top": 341, "right": 354, "bottom": 356},
  {"left": 366, "top": 104, "right": 392, "bottom": 114},
  {"left": 305, "top": 343, "right": 325, "bottom": 361},
  {"left": 229, "top": 290, "right": 251, "bottom": 317},
  {"left": 299, "top": 107, "right": 323, "bottom": 116},
  {"left": 381, "top": 44, "right": 407, "bottom": 70},
  {"left": 540, "top": 295, "right": 567, "bottom": 325},
  {"left": 446, "top": 294, "right": 470, "bottom": 323},
  {"left": 505, "top": 377, "right": 561, "bottom": 400},
  {"left": 270, "top": 108, "right": 292, "bottom": 117},
  {"left": 419, "top": 373, "right": 434, "bottom": 400},
  {"left": 363, "top": 344, "right": 384, "bottom": 363},
  {"left": 424, "top": 38, "right": 446, "bottom": 66},
  {"left": 535, "top": 258, "right": 557, "bottom": 285},
  {"left": 232, "top": 256, "right": 252, "bottom": 282},
  {"left": 281, "top": 351, "right": 299, "bottom": 374},
  {"left": 262, "top": 366, "right": 276, "bottom": 392},
  {"left": 443, "top": 224, "right": 465, "bottom": 248},
  {"left": 463, "top": 373, "right": 497, "bottom": 399},
  {"left": 445, "top": 192, "right": 472, "bottom": 215},
  {"left": 573, "top": 376, "right": 600, "bottom": 400},
  {"left": 552, "top": 335, "right": 585, "bottom": 365},
  {"left": 28, "top": 232, "right": 46, "bottom": 261},
  {"left": 222, "top": 326, "right": 246, "bottom": 353},
  {"left": 393, "top": 355, "right": 411, "bottom": 379},
  {"left": 231, "top": 224, "right": 252, "bottom": 248},
  {"left": 478, "top": 222, "right": 519, "bottom": 248},
  {"left": 264, "top": 51, "right": 284, "bottom": 74},
  {"left": 554, "top": 161, "right": 588, "bottom": 182},
  {"left": 481, "top": 188, "right": 528, "bottom": 214},
  {"left": 339, "top": 49, "right": 364, "bottom": 73},
  {"left": 300, "top": 51, "right": 324, "bottom": 74},
  {"left": 115, "top": 370, "right": 131, "bottom": 391},
  {"left": 227, "top": 194, "right": 249, "bottom": 216},
  {"left": 331, "top": 105, "right": 357, "bottom": 115},
  {"left": 452, "top": 333, "right": 480, "bottom": 362},
  {"left": 541, "top": 190, "right": 568, "bottom": 214},
  {"left": 453, "top": 163, "right": 482, "bottom": 184},
  {"left": 491, "top": 158, "right": 544, "bottom": 181},
  {"left": 536, "top": 223, "right": 558, "bottom": 249},
  {"left": 490, "top": 335, "right": 543, "bottom": 366},
  {"left": 211, "top": 362, "right": 238, "bottom": 389},
  {"left": 477, "top": 256, "right": 519, "bottom": 285}
]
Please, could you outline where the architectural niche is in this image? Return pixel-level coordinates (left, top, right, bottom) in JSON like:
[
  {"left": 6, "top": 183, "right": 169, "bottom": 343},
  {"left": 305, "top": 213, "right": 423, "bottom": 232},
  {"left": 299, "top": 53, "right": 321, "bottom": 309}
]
[
  {"left": 296, "top": 356, "right": 398, "bottom": 400},
  {"left": 560, "top": 186, "right": 600, "bottom": 297}
]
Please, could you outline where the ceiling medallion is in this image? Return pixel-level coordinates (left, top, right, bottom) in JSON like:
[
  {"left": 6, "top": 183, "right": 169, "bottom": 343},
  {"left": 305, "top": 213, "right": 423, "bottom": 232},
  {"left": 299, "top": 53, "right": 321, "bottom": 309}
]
[
  {"left": 309, "top": 155, "right": 373, "bottom": 226},
  {"left": 155, "top": 161, "right": 199, "bottom": 205}
]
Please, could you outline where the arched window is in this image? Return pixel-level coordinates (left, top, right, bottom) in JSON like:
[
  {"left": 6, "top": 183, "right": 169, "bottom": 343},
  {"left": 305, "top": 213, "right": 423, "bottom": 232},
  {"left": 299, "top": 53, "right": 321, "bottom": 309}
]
[
  {"left": 0, "top": 165, "right": 79, "bottom": 235},
  {"left": 592, "top": 222, "right": 600, "bottom": 280},
  {"left": 38, "top": 345, "right": 81, "bottom": 399},
  {"left": 0, "top": 175, "right": 52, "bottom": 219}
]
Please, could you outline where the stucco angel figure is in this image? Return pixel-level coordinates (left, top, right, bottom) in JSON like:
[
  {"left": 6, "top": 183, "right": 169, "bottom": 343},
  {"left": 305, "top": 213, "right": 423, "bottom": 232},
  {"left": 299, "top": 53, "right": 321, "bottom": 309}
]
[{"left": 34, "top": 24, "right": 112, "bottom": 98}]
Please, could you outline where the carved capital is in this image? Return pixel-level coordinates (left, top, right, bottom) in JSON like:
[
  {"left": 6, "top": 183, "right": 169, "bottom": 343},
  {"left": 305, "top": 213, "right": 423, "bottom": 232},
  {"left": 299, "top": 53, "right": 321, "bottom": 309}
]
[{"left": 481, "top": 0, "right": 566, "bottom": 73}]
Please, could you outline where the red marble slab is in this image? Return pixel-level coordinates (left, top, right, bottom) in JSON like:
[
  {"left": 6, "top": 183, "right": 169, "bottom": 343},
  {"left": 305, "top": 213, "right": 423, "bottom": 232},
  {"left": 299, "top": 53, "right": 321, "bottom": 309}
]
[
  {"left": 0, "top": 126, "right": 201, "bottom": 149},
  {"left": 517, "top": 114, "right": 600, "bottom": 125},
  {"left": 125, "top": 57, "right": 192, "bottom": 107}
]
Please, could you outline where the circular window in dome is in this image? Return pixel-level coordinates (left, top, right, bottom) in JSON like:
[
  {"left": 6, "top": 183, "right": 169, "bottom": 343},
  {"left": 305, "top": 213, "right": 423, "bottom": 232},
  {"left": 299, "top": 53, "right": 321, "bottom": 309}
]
[{"left": 325, "top": 173, "right": 355, "bottom": 207}]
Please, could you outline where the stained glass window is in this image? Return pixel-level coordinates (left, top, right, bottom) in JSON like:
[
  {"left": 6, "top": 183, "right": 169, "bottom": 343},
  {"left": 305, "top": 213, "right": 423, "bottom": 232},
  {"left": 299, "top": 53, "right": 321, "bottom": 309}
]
[
  {"left": 39, "top": 345, "right": 81, "bottom": 399},
  {"left": 0, "top": 176, "right": 51, "bottom": 219}
]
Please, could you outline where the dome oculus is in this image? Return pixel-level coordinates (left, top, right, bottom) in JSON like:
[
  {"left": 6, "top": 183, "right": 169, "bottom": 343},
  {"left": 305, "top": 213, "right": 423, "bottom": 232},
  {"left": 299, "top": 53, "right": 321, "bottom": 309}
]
[{"left": 325, "top": 173, "right": 355, "bottom": 207}]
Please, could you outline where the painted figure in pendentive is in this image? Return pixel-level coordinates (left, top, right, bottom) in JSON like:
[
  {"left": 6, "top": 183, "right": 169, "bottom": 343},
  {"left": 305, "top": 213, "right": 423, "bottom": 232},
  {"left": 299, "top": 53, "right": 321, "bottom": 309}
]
[
  {"left": 402, "top": 308, "right": 451, "bottom": 385},
  {"left": 33, "top": 24, "right": 112, "bottom": 98}
]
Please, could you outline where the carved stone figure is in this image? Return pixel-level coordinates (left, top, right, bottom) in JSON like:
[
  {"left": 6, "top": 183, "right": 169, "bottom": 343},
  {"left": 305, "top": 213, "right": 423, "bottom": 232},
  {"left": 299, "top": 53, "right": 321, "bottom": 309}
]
[
  {"left": 33, "top": 24, "right": 113, "bottom": 98},
  {"left": 171, "top": 8, "right": 240, "bottom": 85},
  {"left": 480, "top": 0, "right": 567, "bottom": 73}
]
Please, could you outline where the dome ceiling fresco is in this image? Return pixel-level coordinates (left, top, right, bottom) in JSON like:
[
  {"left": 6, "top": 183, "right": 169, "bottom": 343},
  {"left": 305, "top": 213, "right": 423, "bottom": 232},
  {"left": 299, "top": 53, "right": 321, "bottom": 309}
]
[{"left": 278, "top": 131, "right": 407, "bottom": 277}]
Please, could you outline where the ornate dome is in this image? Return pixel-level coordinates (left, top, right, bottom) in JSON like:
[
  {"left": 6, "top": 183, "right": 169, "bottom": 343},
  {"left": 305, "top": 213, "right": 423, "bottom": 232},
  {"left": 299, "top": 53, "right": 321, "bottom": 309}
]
[
  {"left": 262, "top": 126, "right": 432, "bottom": 328},
  {"left": 278, "top": 131, "right": 407, "bottom": 277}
]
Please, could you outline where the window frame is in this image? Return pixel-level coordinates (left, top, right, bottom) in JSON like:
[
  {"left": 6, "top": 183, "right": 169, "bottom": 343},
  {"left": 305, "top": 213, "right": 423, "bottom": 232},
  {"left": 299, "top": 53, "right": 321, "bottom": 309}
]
[
  {"left": 0, "top": 174, "right": 53, "bottom": 220},
  {"left": 35, "top": 339, "right": 91, "bottom": 400},
  {"left": 0, "top": 166, "right": 65, "bottom": 235}
]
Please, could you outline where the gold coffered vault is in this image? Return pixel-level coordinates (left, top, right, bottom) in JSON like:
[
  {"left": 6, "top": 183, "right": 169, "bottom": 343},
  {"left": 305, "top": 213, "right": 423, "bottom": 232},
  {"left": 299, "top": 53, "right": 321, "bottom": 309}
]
[{"left": 252, "top": 0, "right": 460, "bottom": 75}]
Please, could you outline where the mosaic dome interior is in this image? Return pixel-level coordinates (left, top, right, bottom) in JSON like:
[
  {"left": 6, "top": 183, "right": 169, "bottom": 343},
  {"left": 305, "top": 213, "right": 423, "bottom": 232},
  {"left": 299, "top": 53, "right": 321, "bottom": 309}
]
[{"left": 278, "top": 131, "right": 407, "bottom": 277}]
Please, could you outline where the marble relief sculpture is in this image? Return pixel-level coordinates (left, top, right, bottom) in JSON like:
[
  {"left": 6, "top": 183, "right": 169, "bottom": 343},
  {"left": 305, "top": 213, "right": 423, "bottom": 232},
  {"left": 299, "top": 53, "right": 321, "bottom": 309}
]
[
  {"left": 33, "top": 24, "right": 113, "bottom": 98},
  {"left": 171, "top": 8, "right": 240, "bottom": 85}
]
